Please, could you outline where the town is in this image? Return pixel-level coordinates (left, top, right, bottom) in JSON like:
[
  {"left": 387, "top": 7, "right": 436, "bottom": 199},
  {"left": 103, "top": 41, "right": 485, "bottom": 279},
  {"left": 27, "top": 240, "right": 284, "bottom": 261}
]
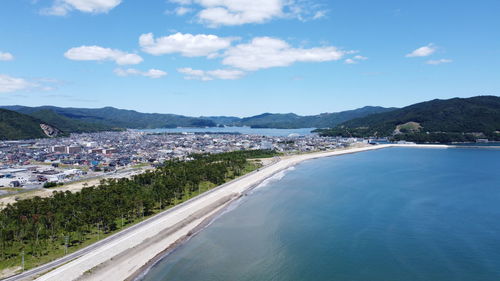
[{"left": 0, "top": 130, "right": 356, "bottom": 195}]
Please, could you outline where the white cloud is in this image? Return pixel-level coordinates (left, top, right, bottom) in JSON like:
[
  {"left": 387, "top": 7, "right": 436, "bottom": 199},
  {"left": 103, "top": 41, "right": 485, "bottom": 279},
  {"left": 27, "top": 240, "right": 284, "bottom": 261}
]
[
  {"left": 345, "top": 55, "right": 368, "bottom": 64},
  {"left": 312, "top": 10, "right": 327, "bottom": 20},
  {"left": 0, "top": 74, "right": 33, "bottom": 93},
  {"left": 64, "top": 46, "right": 143, "bottom": 65},
  {"left": 170, "top": 0, "right": 324, "bottom": 27},
  {"left": 175, "top": 6, "right": 193, "bottom": 15},
  {"left": 43, "top": 0, "right": 122, "bottom": 16},
  {"left": 197, "top": 0, "right": 283, "bottom": 27},
  {"left": 114, "top": 68, "right": 168, "bottom": 78},
  {"left": 171, "top": 0, "right": 192, "bottom": 4},
  {"left": 178, "top": 68, "right": 208, "bottom": 80},
  {"left": 178, "top": 68, "right": 245, "bottom": 81},
  {"left": 207, "top": 69, "right": 246, "bottom": 79},
  {"left": 426, "top": 58, "right": 453, "bottom": 65},
  {"left": 406, "top": 44, "right": 436, "bottom": 57},
  {"left": 0, "top": 52, "right": 14, "bottom": 61},
  {"left": 139, "top": 32, "right": 234, "bottom": 57},
  {"left": 114, "top": 53, "right": 143, "bottom": 65},
  {"left": 353, "top": 55, "right": 368, "bottom": 60},
  {"left": 344, "top": 58, "right": 356, "bottom": 64},
  {"left": 222, "top": 37, "right": 347, "bottom": 71},
  {"left": 0, "top": 75, "right": 60, "bottom": 93}
]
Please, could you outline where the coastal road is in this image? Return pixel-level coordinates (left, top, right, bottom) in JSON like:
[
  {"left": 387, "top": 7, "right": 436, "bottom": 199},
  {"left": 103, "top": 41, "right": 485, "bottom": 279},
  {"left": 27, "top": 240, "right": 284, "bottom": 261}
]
[{"left": 1, "top": 157, "right": 280, "bottom": 281}]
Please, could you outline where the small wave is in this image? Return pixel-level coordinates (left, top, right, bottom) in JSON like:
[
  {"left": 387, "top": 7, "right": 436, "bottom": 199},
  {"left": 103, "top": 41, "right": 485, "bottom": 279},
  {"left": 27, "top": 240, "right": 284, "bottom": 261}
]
[
  {"left": 134, "top": 196, "right": 246, "bottom": 280},
  {"left": 135, "top": 166, "right": 297, "bottom": 280},
  {"left": 252, "top": 166, "right": 296, "bottom": 192},
  {"left": 205, "top": 196, "right": 245, "bottom": 225}
]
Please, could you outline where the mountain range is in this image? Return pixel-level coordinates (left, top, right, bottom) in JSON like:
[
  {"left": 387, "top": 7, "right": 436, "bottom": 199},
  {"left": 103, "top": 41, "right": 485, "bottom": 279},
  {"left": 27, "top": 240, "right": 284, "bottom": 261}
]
[
  {"left": 208, "top": 106, "right": 395, "bottom": 129},
  {"left": 316, "top": 96, "right": 500, "bottom": 143},
  {"left": 0, "top": 105, "right": 393, "bottom": 140},
  {"left": 1, "top": 95, "right": 499, "bottom": 142},
  {"left": 1, "top": 106, "right": 216, "bottom": 130}
]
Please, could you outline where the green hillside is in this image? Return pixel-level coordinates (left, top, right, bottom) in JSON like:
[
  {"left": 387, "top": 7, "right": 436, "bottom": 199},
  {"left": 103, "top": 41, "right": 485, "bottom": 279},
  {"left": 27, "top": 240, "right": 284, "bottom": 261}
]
[
  {"left": 3, "top": 105, "right": 392, "bottom": 130},
  {"left": 316, "top": 96, "right": 500, "bottom": 143},
  {"left": 0, "top": 109, "right": 53, "bottom": 140},
  {"left": 296, "top": 106, "right": 396, "bottom": 128},
  {"left": 2, "top": 106, "right": 216, "bottom": 129},
  {"left": 29, "top": 109, "right": 117, "bottom": 133},
  {"left": 237, "top": 113, "right": 302, "bottom": 128},
  {"left": 202, "top": 106, "right": 395, "bottom": 129}
]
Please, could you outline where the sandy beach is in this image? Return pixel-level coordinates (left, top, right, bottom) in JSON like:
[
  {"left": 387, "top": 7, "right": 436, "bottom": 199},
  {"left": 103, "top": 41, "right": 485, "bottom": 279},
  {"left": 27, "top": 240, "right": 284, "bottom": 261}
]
[{"left": 24, "top": 144, "right": 447, "bottom": 281}]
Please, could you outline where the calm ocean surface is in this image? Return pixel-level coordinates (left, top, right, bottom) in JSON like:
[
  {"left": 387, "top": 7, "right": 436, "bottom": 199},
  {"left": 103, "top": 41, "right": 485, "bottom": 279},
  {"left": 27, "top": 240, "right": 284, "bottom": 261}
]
[
  {"left": 141, "top": 147, "right": 500, "bottom": 281},
  {"left": 139, "top": 127, "right": 315, "bottom": 136}
]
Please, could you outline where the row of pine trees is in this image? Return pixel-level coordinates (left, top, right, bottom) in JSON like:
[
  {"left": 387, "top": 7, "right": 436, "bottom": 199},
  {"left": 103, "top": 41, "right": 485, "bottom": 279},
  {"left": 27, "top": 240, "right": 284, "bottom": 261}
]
[{"left": 0, "top": 150, "right": 276, "bottom": 267}]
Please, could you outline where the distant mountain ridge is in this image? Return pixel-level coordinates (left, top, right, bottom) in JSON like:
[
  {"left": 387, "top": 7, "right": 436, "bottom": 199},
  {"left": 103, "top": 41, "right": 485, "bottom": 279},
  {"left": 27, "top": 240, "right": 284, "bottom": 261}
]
[
  {"left": 1, "top": 105, "right": 395, "bottom": 134},
  {"left": 3, "top": 96, "right": 498, "bottom": 142},
  {"left": 199, "top": 116, "right": 240, "bottom": 126},
  {"left": 1, "top": 106, "right": 217, "bottom": 130},
  {"left": 316, "top": 96, "right": 500, "bottom": 143},
  {"left": 203, "top": 106, "right": 396, "bottom": 129}
]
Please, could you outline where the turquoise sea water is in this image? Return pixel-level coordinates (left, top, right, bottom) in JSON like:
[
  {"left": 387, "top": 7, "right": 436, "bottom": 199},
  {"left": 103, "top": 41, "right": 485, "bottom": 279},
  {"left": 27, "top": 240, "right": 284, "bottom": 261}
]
[{"left": 141, "top": 147, "right": 500, "bottom": 281}]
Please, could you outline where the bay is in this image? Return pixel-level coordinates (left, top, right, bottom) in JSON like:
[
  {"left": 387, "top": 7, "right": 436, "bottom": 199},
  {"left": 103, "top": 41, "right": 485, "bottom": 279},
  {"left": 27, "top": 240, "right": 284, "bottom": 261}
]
[
  {"left": 138, "top": 126, "right": 315, "bottom": 137},
  {"left": 141, "top": 147, "right": 500, "bottom": 281}
]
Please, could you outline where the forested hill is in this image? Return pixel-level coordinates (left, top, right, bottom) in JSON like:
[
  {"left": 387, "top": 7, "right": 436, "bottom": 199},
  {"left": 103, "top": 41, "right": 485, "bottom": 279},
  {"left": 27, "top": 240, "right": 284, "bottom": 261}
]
[
  {"left": 316, "top": 96, "right": 500, "bottom": 143},
  {"left": 1, "top": 105, "right": 394, "bottom": 133},
  {"left": 0, "top": 108, "right": 118, "bottom": 140},
  {"left": 203, "top": 106, "right": 395, "bottom": 129},
  {"left": 28, "top": 109, "right": 117, "bottom": 133},
  {"left": 1, "top": 106, "right": 216, "bottom": 129},
  {"left": 0, "top": 109, "right": 59, "bottom": 140}
]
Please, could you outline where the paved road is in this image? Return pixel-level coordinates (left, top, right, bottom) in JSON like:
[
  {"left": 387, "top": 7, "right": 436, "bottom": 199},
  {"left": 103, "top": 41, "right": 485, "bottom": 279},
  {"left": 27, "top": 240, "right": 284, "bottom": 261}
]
[{"left": 1, "top": 157, "right": 279, "bottom": 281}]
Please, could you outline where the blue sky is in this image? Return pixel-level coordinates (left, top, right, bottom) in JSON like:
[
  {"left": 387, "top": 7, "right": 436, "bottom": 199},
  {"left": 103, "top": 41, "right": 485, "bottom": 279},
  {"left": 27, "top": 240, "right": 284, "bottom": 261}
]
[{"left": 0, "top": 0, "right": 499, "bottom": 117}]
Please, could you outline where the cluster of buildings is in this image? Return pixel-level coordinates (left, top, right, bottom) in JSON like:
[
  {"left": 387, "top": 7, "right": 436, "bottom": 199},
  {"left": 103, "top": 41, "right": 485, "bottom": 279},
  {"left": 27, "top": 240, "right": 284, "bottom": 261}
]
[
  {"left": 0, "top": 130, "right": 356, "bottom": 193},
  {"left": 0, "top": 166, "right": 85, "bottom": 190}
]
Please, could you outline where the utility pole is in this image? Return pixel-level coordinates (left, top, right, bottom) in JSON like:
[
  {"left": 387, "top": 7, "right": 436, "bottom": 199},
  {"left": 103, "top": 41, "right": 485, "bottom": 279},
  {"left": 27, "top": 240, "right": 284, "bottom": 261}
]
[
  {"left": 21, "top": 250, "right": 25, "bottom": 272},
  {"left": 64, "top": 236, "right": 69, "bottom": 254}
]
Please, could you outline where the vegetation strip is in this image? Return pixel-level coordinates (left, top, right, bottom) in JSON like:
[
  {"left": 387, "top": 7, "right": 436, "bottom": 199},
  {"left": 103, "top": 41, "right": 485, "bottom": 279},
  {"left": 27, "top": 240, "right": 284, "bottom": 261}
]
[{"left": 0, "top": 150, "right": 277, "bottom": 275}]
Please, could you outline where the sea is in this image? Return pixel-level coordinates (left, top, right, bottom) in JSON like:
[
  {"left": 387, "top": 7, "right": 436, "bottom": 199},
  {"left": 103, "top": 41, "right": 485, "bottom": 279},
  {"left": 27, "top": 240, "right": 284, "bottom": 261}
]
[
  {"left": 140, "top": 147, "right": 500, "bottom": 281},
  {"left": 139, "top": 127, "right": 316, "bottom": 137}
]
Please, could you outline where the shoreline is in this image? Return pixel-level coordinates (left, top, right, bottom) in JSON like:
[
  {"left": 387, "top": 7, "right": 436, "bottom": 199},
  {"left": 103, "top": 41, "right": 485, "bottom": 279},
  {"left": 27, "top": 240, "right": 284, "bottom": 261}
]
[
  {"left": 15, "top": 144, "right": 446, "bottom": 281},
  {"left": 130, "top": 143, "right": 455, "bottom": 280},
  {"left": 127, "top": 163, "right": 303, "bottom": 281},
  {"left": 129, "top": 143, "right": 456, "bottom": 280}
]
